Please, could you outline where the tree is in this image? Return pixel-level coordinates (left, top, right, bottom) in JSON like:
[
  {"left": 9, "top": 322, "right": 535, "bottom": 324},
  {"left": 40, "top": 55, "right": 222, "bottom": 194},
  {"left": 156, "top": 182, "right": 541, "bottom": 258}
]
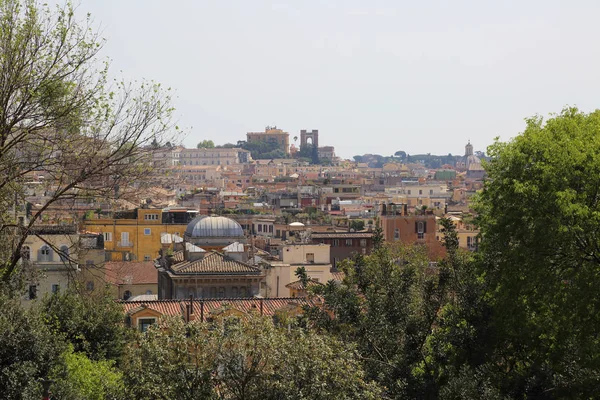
[
  {"left": 197, "top": 140, "right": 215, "bottom": 148},
  {"left": 474, "top": 107, "right": 600, "bottom": 397},
  {"left": 43, "top": 286, "right": 129, "bottom": 361},
  {"left": 0, "top": 293, "right": 67, "bottom": 399},
  {"left": 0, "top": 0, "right": 178, "bottom": 283},
  {"left": 123, "top": 316, "right": 382, "bottom": 399},
  {"left": 49, "top": 346, "right": 125, "bottom": 400},
  {"left": 349, "top": 220, "right": 365, "bottom": 232}
]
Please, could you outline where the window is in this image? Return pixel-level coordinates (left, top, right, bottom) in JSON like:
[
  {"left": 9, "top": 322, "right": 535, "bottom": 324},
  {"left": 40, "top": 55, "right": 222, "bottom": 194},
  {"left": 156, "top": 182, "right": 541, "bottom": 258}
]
[
  {"left": 144, "top": 228, "right": 151, "bottom": 235},
  {"left": 59, "top": 245, "right": 69, "bottom": 262},
  {"left": 360, "top": 239, "right": 367, "bottom": 247},
  {"left": 86, "top": 281, "right": 94, "bottom": 291},
  {"left": 123, "top": 290, "right": 132, "bottom": 300},
  {"left": 28, "top": 285, "right": 37, "bottom": 300},
  {"left": 419, "top": 190, "right": 423, "bottom": 195},
  {"left": 332, "top": 239, "right": 339, "bottom": 247},
  {"left": 210, "top": 287, "right": 217, "bottom": 298},
  {"left": 144, "top": 214, "right": 159, "bottom": 220},
  {"left": 429, "top": 189, "right": 433, "bottom": 195},
  {"left": 51, "top": 284, "right": 60, "bottom": 294},
  {"left": 139, "top": 318, "right": 156, "bottom": 332},
  {"left": 146, "top": 289, "right": 153, "bottom": 295},
  {"left": 218, "top": 287, "right": 225, "bottom": 298},
  {"left": 231, "top": 287, "right": 238, "bottom": 297},
  {"left": 407, "top": 190, "right": 411, "bottom": 195},
  {"left": 21, "top": 246, "right": 30, "bottom": 261},
  {"left": 269, "top": 225, "right": 273, "bottom": 233},
  {"left": 306, "top": 253, "right": 315, "bottom": 263},
  {"left": 394, "top": 228, "right": 400, "bottom": 240},
  {"left": 345, "top": 239, "right": 353, "bottom": 246},
  {"left": 240, "top": 287, "right": 247, "bottom": 297},
  {"left": 120, "top": 232, "right": 130, "bottom": 247},
  {"left": 103, "top": 232, "right": 113, "bottom": 242},
  {"left": 144, "top": 255, "right": 151, "bottom": 261},
  {"left": 39, "top": 245, "right": 52, "bottom": 262},
  {"left": 416, "top": 221, "right": 426, "bottom": 240},
  {"left": 258, "top": 224, "right": 262, "bottom": 232}
]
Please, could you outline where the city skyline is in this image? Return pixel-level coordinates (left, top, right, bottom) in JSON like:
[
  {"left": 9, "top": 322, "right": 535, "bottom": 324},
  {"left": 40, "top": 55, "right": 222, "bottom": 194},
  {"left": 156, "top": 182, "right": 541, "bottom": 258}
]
[{"left": 66, "top": 0, "right": 600, "bottom": 158}]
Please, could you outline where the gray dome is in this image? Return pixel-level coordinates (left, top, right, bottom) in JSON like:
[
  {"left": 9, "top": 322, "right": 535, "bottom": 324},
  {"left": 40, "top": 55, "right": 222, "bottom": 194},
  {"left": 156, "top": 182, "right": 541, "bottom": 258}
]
[{"left": 185, "top": 216, "right": 244, "bottom": 238}]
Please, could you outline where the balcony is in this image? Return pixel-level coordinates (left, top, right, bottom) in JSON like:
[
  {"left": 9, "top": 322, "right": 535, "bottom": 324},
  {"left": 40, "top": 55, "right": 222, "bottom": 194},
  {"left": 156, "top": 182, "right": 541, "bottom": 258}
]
[{"left": 117, "top": 241, "right": 133, "bottom": 247}]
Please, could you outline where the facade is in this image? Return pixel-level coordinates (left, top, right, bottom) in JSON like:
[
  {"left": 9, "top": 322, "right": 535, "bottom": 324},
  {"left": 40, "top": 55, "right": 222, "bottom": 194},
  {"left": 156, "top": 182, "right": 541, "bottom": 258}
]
[
  {"left": 262, "top": 243, "right": 333, "bottom": 298},
  {"left": 85, "top": 207, "right": 199, "bottom": 262},
  {"left": 380, "top": 203, "right": 446, "bottom": 259},
  {"left": 179, "top": 147, "right": 251, "bottom": 166},
  {"left": 104, "top": 261, "right": 158, "bottom": 300},
  {"left": 318, "top": 146, "right": 336, "bottom": 161},
  {"left": 246, "top": 126, "right": 290, "bottom": 155},
  {"left": 310, "top": 232, "right": 374, "bottom": 267},
  {"left": 21, "top": 225, "right": 104, "bottom": 303}
]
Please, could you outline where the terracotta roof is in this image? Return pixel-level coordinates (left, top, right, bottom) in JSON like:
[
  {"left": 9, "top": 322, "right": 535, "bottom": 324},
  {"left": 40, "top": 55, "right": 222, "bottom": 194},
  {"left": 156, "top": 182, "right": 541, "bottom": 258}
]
[
  {"left": 121, "top": 297, "right": 319, "bottom": 321},
  {"left": 104, "top": 261, "right": 158, "bottom": 285},
  {"left": 332, "top": 271, "right": 345, "bottom": 282},
  {"left": 285, "top": 279, "right": 324, "bottom": 290},
  {"left": 171, "top": 251, "right": 262, "bottom": 275},
  {"left": 311, "top": 232, "right": 373, "bottom": 239}
]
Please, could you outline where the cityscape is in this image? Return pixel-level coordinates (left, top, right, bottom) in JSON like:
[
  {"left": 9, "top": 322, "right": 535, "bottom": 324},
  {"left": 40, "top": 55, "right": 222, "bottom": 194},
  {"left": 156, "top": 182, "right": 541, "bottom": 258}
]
[{"left": 1, "top": 1, "right": 599, "bottom": 399}]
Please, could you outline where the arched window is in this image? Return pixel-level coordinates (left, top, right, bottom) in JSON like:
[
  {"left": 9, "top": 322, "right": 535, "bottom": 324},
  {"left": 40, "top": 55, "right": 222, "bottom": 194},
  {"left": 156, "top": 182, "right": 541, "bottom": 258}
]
[
  {"left": 59, "top": 245, "right": 69, "bottom": 262},
  {"left": 39, "top": 245, "right": 52, "bottom": 262},
  {"left": 123, "top": 290, "right": 132, "bottom": 300},
  {"left": 21, "top": 246, "right": 30, "bottom": 261}
]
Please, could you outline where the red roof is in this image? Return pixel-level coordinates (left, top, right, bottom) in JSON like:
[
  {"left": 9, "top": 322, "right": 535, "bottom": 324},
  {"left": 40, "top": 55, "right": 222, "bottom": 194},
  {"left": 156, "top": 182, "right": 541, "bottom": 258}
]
[
  {"left": 104, "top": 261, "right": 158, "bottom": 285},
  {"left": 121, "top": 297, "right": 320, "bottom": 321}
]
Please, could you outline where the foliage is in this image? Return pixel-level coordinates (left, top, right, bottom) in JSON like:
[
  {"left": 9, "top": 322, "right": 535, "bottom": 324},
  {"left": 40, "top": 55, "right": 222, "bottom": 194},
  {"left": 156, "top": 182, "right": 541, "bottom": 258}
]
[
  {"left": 349, "top": 219, "right": 365, "bottom": 231},
  {"left": 43, "top": 287, "right": 128, "bottom": 361},
  {"left": 197, "top": 140, "right": 215, "bottom": 148},
  {"left": 50, "top": 346, "right": 125, "bottom": 400},
  {"left": 238, "top": 139, "right": 286, "bottom": 160},
  {"left": 123, "top": 316, "right": 382, "bottom": 400},
  {"left": 0, "top": 294, "right": 66, "bottom": 399},
  {"left": 0, "top": 0, "right": 178, "bottom": 283},
  {"left": 473, "top": 107, "right": 600, "bottom": 397}
]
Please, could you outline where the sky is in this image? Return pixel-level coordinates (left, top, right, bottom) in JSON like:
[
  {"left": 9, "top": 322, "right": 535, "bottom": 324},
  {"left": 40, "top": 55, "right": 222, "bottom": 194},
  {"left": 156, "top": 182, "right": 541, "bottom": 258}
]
[{"left": 63, "top": 0, "right": 600, "bottom": 158}]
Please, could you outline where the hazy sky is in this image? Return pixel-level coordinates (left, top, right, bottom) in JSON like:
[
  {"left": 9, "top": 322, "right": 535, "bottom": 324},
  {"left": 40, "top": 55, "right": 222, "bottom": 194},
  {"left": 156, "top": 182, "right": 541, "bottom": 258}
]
[{"left": 68, "top": 0, "right": 600, "bottom": 158}]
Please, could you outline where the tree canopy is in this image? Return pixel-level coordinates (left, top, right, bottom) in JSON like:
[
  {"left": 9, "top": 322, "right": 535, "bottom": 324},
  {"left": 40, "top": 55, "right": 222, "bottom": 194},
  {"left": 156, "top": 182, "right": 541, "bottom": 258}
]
[{"left": 197, "top": 140, "right": 215, "bottom": 148}]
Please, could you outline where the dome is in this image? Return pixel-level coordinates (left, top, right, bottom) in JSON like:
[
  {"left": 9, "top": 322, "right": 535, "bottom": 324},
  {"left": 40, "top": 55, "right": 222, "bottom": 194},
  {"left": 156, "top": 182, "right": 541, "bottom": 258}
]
[
  {"left": 185, "top": 216, "right": 245, "bottom": 238},
  {"left": 289, "top": 222, "right": 305, "bottom": 227}
]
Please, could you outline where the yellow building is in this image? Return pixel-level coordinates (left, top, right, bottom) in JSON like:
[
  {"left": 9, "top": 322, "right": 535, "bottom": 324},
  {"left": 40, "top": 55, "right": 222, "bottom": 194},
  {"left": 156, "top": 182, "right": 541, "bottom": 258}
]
[{"left": 85, "top": 207, "right": 198, "bottom": 262}]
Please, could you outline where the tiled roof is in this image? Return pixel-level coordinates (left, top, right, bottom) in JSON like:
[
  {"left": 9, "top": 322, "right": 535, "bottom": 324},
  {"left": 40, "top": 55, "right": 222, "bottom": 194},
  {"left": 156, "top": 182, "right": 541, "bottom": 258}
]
[
  {"left": 171, "top": 251, "right": 261, "bottom": 275},
  {"left": 104, "top": 261, "right": 158, "bottom": 285},
  {"left": 311, "top": 232, "right": 373, "bottom": 239},
  {"left": 121, "top": 297, "right": 319, "bottom": 321},
  {"left": 285, "top": 279, "right": 324, "bottom": 290},
  {"left": 332, "top": 271, "right": 345, "bottom": 282}
]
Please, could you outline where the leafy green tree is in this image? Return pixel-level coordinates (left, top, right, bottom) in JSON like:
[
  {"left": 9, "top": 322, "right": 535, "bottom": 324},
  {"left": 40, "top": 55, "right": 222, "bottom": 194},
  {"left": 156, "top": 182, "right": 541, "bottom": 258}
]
[
  {"left": 123, "top": 316, "right": 382, "bottom": 400},
  {"left": 43, "top": 287, "right": 128, "bottom": 361},
  {"left": 349, "top": 220, "right": 365, "bottom": 231},
  {"left": 50, "top": 346, "right": 125, "bottom": 400},
  {"left": 474, "top": 107, "right": 600, "bottom": 397},
  {"left": 197, "top": 140, "right": 215, "bottom": 148},
  {"left": 0, "top": 294, "right": 66, "bottom": 399}
]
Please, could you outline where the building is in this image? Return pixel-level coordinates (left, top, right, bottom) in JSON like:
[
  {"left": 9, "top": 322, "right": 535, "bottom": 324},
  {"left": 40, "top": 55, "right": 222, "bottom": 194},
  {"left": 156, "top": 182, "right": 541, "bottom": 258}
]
[
  {"left": 84, "top": 207, "right": 199, "bottom": 262},
  {"left": 156, "top": 215, "right": 263, "bottom": 299},
  {"left": 262, "top": 243, "right": 333, "bottom": 298},
  {"left": 379, "top": 203, "right": 446, "bottom": 260},
  {"left": 247, "top": 126, "right": 290, "bottom": 155},
  {"left": 318, "top": 146, "right": 336, "bottom": 161},
  {"left": 179, "top": 147, "right": 251, "bottom": 166},
  {"left": 310, "top": 232, "right": 374, "bottom": 267},
  {"left": 104, "top": 261, "right": 158, "bottom": 300},
  {"left": 21, "top": 225, "right": 104, "bottom": 303},
  {"left": 122, "top": 297, "right": 319, "bottom": 332},
  {"left": 456, "top": 141, "right": 481, "bottom": 171}
]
